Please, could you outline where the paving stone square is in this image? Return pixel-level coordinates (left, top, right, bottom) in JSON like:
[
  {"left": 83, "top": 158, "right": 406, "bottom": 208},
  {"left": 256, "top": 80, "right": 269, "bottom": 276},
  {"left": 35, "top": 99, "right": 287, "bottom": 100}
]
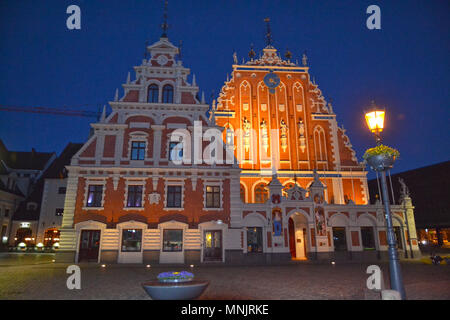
[{"left": 0, "top": 253, "right": 449, "bottom": 300}]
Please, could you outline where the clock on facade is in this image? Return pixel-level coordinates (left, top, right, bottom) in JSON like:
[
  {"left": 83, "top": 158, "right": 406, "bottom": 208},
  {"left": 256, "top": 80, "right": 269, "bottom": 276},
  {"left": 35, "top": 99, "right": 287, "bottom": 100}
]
[
  {"left": 263, "top": 71, "right": 280, "bottom": 94},
  {"left": 157, "top": 54, "right": 169, "bottom": 66}
]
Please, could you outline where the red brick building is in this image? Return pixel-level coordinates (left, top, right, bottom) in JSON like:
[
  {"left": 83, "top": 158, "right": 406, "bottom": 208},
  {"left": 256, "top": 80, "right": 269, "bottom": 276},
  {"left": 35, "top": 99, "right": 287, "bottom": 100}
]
[{"left": 57, "top": 30, "right": 421, "bottom": 264}]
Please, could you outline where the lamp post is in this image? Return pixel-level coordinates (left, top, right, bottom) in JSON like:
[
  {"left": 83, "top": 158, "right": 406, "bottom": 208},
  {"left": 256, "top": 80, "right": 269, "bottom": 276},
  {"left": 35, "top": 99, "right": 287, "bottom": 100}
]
[{"left": 364, "top": 102, "right": 406, "bottom": 299}]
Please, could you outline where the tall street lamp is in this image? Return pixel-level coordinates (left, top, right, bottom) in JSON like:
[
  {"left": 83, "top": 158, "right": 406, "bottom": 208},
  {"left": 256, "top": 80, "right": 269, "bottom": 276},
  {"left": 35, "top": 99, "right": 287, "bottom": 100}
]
[{"left": 364, "top": 101, "right": 406, "bottom": 299}]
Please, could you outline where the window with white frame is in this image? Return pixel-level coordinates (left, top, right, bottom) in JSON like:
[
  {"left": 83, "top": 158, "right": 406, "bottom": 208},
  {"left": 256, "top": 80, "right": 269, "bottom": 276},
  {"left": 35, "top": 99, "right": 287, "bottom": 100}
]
[
  {"left": 168, "top": 141, "right": 183, "bottom": 162},
  {"left": 130, "top": 141, "right": 146, "bottom": 160},
  {"left": 166, "top": 186, "right": 182, "bottom": 208},
  {"left": 86, "top": 185, "right": 103, "bottom": 207},
  {"left": 205, "top": 186, "right": 221, "bottom": 208},
  {"left": 126, "top": 185, "right": 143, "bottom": 207}
]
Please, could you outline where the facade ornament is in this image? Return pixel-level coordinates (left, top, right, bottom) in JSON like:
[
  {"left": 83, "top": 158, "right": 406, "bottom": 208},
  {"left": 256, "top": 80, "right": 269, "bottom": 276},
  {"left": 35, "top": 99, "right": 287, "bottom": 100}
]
[
  {"left": 297, "top": 118, "right": 306, "bottom": 152},
  {"left": 280, "top": 119, "right": 288, "bottom": 152},
  {"left": 260, "top": 118, "right": 269, "bottom": 153},
  {"left": 114, "top": 88, "right": 119, "bottom": 102},
  {"left": 302, "top": 52, "right": 308, "bottom": 66},
  {"left": 243, "top": 117, "right": 251, "bottom": 152},
  {"left": 233, "top": 51, "right": 238, "bottom": 64},
  {"left": 148, "top": 192, "right": 161, "bottom": 205}
]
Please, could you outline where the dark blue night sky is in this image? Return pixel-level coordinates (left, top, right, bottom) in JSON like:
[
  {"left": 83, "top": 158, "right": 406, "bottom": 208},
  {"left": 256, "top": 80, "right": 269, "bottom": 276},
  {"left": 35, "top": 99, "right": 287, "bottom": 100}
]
[{"left": 0, "top": 0, "right": 449, "bottom": 178}]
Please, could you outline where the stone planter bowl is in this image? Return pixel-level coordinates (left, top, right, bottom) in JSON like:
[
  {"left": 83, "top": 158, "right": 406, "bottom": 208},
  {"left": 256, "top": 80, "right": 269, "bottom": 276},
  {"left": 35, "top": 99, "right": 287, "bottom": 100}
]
[
  {"left": 142, "top": 280, "right": 209, "bottom": 300},
  {"left": 365, "top": 153, "right": 396, "bottom": 171}
]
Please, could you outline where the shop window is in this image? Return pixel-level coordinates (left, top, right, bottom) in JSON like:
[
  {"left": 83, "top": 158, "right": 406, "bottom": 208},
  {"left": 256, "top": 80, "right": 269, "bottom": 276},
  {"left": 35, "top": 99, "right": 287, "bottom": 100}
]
[
  {"left": 163, "top": 229, "right": 183, "bottom": 252},
  {"left": 166, "top": 186, "right": 182, "bottom": 208},
  {"left": 86, "top": 185, "right": 103, "bottom": 207},
  {"left": 126, "top": 185, "right": 143, "bottom": 207},
  {"left": 206, "top": 186, "right": 220, "bottom": 208},
  {"left": 121, "top": 229, "right": 142, "bottom": 252},
  {"left": 131, "top": 141, "right": 146, "bottom": 160},
  {"left": 361, "top": 227, "right": 376, "bottom": 250},
  {"left": 247, "top": 227, "right": 263, "bottom": 253},
  {"left": 44, "top": 228, "right": 60, "bottom": 247}
]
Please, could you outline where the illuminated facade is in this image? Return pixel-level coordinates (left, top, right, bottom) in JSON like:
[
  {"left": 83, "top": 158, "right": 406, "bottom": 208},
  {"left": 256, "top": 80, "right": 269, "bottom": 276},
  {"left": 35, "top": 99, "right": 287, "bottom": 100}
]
[{"left": 57, "top": 29, "right": 421, "bottom": 264}]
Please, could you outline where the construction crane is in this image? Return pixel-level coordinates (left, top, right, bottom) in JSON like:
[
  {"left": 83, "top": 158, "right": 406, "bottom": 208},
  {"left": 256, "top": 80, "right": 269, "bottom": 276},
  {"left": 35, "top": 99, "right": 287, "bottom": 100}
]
[{"left": 0, "top": 105, "right": 101, "bottom": 118}]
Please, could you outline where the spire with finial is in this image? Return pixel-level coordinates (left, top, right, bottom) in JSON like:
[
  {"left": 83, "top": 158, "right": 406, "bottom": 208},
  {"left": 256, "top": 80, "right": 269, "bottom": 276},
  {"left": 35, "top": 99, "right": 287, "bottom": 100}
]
[
  {"left": 161, "top": 0, "right": 169, "bottom": 38},
  {"left": 178, "top": 40, "right": 183, "bottom": 59},
  {"left": 264, "top": 18, "right": 273, "bottom": 48},
  {"left": 114, "top": 88, "right": 119, "bottom": 102},
  {"left": 248, "top": 43, "right": 256, "bottom": 60},
  {"left": 126, "top": 72, "right": 130, "bottom": 84},
  {"left": 328, "top": 98, "right": 334, "bottom": 114},
  {"left": 302, "top": 51, "right": 308, "bottom": 66},
  {"left": 201, "top": 91, "right": 205, "bottom": 104},
  {"left": 192, "top": 74, "right": 196, "bottom": 86}
]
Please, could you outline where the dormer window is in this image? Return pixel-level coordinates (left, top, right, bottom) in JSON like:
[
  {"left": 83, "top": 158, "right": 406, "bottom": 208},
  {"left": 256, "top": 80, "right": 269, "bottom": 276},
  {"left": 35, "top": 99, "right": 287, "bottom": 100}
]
[
  {"left": 148, "top": 84, "right": 159, "bottom": 103},
  {"left": 162, "top": 84, "right": 174, "bottom": 103}
]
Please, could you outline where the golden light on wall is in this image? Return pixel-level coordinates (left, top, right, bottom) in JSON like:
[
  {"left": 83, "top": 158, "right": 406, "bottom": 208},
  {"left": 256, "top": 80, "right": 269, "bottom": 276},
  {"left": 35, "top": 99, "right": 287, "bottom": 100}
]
[{"left": 365, "top": 110, "right": 385, "bottom": 133}]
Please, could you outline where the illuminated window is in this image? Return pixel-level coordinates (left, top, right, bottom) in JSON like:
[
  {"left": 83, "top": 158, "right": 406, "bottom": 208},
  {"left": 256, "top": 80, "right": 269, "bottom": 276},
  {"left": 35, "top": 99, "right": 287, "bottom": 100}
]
[
  {"left": 126, "top": 185, "right": 143, "bottom": 207},
  {"left": 247, "top": 227, "right": 263, "bottom": 253},
  {"left": 206, "top": 186, "right": 220, "bottom": 208},
  {"left": 131, "top": 141, "right": 146, "bottom": 160},
  {"left": 163, "top": 229, "right": 183, "bottom": 252},
  {"left": 254, "top": 184, "right": 268, "bottom": 203},
  {"left": 121, "top": 229, "right": 142, "bottom": 252},
  {"left": 147, "top": 84, "right": 159, "bottom": 103},
  {"left": 55, "top": 208, "right": 64, "bottom": 216},
  {"left": 162, "top": 84, "right": 174, "bottom": 103},
  {"left": 86, "top": 185, "right": 103, "bottom": 207},
  {"left": 58, "top": 187, "right": 66, "bottom": 194}
]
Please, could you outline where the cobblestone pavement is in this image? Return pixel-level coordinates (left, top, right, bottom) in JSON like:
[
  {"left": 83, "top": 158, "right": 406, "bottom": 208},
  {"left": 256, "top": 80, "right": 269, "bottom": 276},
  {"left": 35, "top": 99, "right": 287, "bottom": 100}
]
[{"left": 0, "top": 254, "right": 448, "bottom": 300}]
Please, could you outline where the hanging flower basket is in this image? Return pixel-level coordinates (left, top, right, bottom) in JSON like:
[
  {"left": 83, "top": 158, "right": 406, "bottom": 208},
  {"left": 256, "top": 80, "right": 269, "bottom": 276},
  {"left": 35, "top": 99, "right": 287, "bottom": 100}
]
[
  {"left": 142, "top": 271, "right": 209, "bottom": 300},
  {"left": 363, "top": 145, "right": 399, "bottom": 172}
]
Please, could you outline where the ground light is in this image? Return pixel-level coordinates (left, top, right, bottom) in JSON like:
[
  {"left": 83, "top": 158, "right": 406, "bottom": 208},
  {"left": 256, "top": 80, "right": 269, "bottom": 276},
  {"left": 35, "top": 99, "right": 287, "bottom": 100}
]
[
  {"left": 146, "top": 265, "right": 151, "bottom": 268},
  {"left": 101, "top": 264, "right": 106, "bottom": 268}
]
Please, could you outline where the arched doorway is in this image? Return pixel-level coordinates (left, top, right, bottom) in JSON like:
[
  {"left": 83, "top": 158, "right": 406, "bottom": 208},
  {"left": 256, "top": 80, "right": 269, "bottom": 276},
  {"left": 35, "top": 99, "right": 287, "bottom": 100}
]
[{"left": 288, "top": 213, "right": 309, "bottom": 260}]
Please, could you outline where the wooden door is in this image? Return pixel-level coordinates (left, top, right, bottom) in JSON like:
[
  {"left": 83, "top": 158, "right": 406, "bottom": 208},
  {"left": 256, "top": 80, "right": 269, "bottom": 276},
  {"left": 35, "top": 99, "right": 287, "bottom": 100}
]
[{"left": 78, "top": 230, "right": 101, "bottom": 262}]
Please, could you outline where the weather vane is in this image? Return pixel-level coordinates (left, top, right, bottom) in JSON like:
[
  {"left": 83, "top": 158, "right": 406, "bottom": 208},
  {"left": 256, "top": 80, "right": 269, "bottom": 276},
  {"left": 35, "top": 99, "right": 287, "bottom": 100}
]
[
  {"left": 161, "top": 0, "right": 169, "bottom": 38},
  {"left": 264, "top": 18, "right": 273, "bottom": 47}
]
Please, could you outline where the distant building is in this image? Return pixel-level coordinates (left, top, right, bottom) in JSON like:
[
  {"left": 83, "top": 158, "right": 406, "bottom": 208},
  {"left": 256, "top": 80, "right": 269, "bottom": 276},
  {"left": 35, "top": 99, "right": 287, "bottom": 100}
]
[
  {"left": 10, "top": 143, "right": 82, "bottom": 249},
  {"left": 368, "top": 161, "right": 450, "bottom": 248},
  {"left": 0, "top": 139, "right": 56, "bottom": 247}
]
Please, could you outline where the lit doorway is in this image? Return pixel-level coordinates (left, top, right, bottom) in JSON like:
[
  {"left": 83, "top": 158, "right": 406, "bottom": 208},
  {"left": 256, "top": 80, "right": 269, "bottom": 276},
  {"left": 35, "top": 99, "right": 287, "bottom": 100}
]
[{"left": 288, "top": 213, "right": 308, "bottom": 260}]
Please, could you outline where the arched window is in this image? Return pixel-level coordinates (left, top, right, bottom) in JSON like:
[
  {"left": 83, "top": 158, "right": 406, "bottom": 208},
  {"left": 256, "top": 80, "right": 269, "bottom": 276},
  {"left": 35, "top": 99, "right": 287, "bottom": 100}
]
[
  {"left": 147, "top": 84, "right": 159, "bottom": 103},
  {"left": 240, "top": 184, "right": 246, "bottom": 203},
  {"left": 254, "top": 183, "right": 269, "bottom": 203},
  {"left": 162, "top": 84, "right": 174, "bottom": 103}
]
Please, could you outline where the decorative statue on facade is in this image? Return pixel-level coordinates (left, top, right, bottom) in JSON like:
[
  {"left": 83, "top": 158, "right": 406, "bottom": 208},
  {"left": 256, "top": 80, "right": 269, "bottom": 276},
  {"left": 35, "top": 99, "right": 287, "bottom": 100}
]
[
  {"left": 314, "top": 194, "right": 327, "bottom": 237},
  {"left": 398, "top": 178, "right": 410, "bottom": 200},
  {"left": 260, "top": 118, "right": 269, "bottom": 153},
  {"left": 243, "top": 117, "right": 251, "bottom": 152},
  {"left": 280, "top": 119, "right": 288, "bottom": 152},
  {"left": 297, "top": 118, "right": 306, "bottom": 152},
  {"left": 272, "top": 208, "right": 282, "bottom": 236}
]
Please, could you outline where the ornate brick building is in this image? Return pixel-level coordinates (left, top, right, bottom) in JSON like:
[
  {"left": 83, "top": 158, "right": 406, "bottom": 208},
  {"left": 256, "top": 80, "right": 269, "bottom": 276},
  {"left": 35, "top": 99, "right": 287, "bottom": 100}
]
[{"left": 57, "top": 25, "right": 421, "bottom": 264}]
